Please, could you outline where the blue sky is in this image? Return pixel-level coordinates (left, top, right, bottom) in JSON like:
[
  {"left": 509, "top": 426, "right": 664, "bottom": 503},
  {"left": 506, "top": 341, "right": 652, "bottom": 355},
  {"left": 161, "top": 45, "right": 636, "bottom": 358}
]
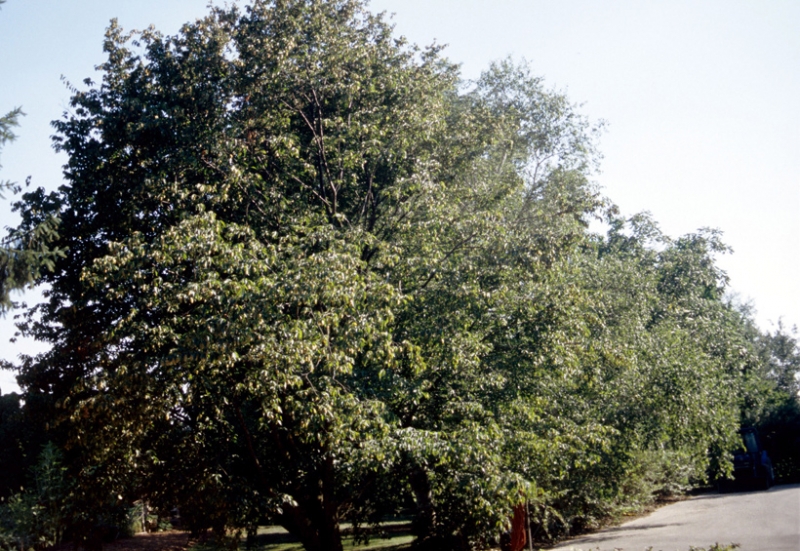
[{"left": 1, "top": 0, "right": 798, "bottom": 393}]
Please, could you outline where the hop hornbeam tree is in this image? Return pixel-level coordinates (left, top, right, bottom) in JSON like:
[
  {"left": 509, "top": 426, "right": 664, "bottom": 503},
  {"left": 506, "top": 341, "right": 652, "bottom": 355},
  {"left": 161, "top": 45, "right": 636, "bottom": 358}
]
[{"left": 6, "top": 1, "right": 782, "bottom": 550}]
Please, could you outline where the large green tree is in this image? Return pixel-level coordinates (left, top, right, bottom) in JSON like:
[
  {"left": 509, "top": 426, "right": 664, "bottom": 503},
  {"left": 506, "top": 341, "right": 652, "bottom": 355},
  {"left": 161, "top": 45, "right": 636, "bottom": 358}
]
[
  {"left": 12, "top": 0, "right": 605, "bottom": 546},
  {"left": 15, "top": 1, "right": 487, "bottom": 548},
  {"left": 8, "top": 1, "right": 773, "bottom": 549}
]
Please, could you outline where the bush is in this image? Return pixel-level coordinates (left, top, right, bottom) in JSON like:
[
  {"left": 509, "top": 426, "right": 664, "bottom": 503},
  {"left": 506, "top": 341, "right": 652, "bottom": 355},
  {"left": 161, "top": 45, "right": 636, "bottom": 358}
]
[{"left": 0, "top": 443, "right": 70, "bottom": 551}]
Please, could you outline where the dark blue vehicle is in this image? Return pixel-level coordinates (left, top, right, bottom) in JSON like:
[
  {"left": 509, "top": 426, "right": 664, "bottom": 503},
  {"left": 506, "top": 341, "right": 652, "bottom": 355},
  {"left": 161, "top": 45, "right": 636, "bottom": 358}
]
[{"left": 722, "top": 427, "right": 774, "bottom": 491}]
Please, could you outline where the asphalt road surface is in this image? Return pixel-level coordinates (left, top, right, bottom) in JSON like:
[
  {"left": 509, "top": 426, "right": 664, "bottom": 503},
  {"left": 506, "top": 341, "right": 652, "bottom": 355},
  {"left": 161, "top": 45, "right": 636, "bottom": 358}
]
[{"left": 551, "top": 483, "right": 800, "bottom": 551}]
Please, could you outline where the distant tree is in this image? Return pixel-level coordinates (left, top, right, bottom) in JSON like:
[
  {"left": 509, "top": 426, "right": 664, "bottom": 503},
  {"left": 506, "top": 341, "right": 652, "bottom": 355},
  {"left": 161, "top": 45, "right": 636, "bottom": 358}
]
[
  {"left": 0, "top": 1, "right": 64, "bottom": 312},
  {"left": 748, "top": 323, "right": 800, "bottom": 481},
  {"left": 760, "top": 322, "right": 800, "bottom": 397}
]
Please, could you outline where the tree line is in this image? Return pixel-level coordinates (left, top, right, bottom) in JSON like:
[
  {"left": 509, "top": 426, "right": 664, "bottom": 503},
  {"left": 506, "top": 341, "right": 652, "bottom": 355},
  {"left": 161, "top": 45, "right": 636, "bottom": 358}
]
[{"left": 1, "top": 1, "right": 799, "bottom": 550}]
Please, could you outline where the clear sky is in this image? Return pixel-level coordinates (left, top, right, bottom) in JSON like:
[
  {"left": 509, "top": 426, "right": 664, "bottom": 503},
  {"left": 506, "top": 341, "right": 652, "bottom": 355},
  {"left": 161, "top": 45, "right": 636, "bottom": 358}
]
[{"left": 1, "top": 0, "right": 798, "bottom": 393}]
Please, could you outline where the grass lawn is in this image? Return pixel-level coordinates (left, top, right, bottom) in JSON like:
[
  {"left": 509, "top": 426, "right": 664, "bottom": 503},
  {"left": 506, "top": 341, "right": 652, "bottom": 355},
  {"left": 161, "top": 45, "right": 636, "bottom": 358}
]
[
  {"left": 246, "top": 534, "right": 413, "bottom": 551},
  {"left": 193, "top": 523, "right": 414, "bottom": 551}
]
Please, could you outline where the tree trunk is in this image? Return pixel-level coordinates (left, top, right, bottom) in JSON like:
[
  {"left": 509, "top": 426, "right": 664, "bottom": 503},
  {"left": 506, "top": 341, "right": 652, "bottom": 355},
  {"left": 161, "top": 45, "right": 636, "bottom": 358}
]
[
  {"left": 279, "top": 500, "right": 343, "bottom": 551},
  {"left": 409, "top": 466, "right": 437, "bottom": 546},
  {"left": 242, "top": 410, "right": 345, "bottom": 551},
  {"left": 278, "top": 459, "right": 343, "bottom": 551}
]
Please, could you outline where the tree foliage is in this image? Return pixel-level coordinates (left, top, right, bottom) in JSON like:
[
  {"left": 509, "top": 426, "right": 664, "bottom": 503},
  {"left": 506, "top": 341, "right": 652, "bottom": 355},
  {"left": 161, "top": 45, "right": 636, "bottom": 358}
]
[{"left": 5, "top": 1, "right": 798, "bottom": 550}]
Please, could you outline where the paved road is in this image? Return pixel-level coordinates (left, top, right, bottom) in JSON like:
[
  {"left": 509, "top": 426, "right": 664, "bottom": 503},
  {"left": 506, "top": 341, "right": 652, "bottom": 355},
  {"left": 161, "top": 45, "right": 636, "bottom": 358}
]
[{"left": 551, "top": 483, "right": 800, "bottom": 551}]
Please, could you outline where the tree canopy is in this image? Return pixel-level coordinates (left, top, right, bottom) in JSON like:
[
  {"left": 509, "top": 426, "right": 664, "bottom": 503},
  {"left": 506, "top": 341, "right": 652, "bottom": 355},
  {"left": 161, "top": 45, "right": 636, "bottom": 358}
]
[{"left": 3, "top": 1, "right": 798, "bottom": 550}]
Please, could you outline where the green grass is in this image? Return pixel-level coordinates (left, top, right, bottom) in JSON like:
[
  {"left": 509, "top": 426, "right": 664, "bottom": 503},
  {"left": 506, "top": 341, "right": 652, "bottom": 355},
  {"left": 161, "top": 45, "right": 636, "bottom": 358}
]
[
  {"left": 248, "top": 534, "right": 413, "bottom": 551},
  {"left": 192, "top": 523, "right": 414, "bottom": 551}
]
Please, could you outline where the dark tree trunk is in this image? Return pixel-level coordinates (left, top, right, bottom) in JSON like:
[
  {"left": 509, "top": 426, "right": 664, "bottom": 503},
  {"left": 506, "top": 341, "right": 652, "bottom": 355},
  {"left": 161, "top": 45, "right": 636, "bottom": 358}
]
[
  {"left": 409, "top": 466, "right": 437, "bottom": 547},
  {"left": 238, "top": 408, "right": 345, "bottom": 551},
  {"left": 278, "top": 459, "right": 343, "bottom": 551},
  {"left": 279, "top": 500, "right": 343, "bottom": 551}
]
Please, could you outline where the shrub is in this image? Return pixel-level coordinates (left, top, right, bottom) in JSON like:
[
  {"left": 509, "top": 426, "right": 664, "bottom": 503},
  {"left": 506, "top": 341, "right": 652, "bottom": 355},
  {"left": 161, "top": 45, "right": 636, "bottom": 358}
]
[{"left": 0, "top": 443, "right": 70, "bottom": 551}]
